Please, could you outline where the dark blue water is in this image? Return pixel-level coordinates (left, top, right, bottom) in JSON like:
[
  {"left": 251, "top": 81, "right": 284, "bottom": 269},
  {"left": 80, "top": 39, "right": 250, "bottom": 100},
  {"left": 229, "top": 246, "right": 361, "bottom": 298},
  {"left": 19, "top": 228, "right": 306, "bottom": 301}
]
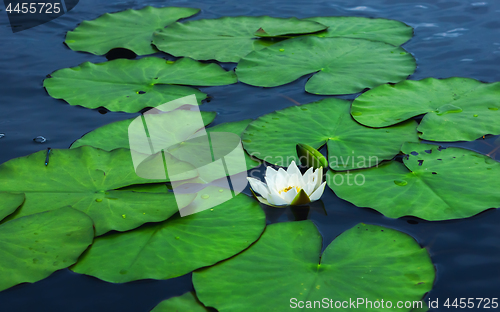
[{"left": 1, "top": 0, "right": 500, "bottom": 311}]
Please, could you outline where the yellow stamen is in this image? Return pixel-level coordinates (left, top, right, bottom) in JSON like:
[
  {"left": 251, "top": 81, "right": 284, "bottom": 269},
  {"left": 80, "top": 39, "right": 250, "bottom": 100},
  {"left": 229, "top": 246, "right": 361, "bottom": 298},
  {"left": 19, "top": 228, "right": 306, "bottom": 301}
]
[{"left": 279, "top": 186, "right": 301, "bottom": 194}]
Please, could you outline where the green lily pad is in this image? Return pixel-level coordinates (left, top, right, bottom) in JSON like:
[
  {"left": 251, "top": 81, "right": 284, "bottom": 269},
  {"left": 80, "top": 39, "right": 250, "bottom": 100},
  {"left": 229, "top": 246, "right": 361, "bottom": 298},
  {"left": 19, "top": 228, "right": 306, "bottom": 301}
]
[
  {"left": 118, "top": 183, "right": 170, "bottom": 193},
  {"left": 206, "top": 119, "right": 261, "bottom": 170},
  {"left": 242, "top": 98, "right": 418, "bottom": 170},
  {"left": 0, "top": 207, "right": 94, "bottom": 291},
  {"left": 236, "top": 37, "right": 416, "bottom": 95},
  {"left": 193, "top": 221, "right": 434, "bottom": 312},
  {"left": 151, "top": 292, "right": 210, "bottom": 312},
  {"left": 70, "top": 110, "right": 216, "bottom": 151},
  {"left": 0, "top": 192, "right": 25, "bottom": 222},
  {"left": 73, "top": 116, "right": 258, "bottom": 186},
  {"left": 411, "top": 301, "right": 429, "bottom": 312},
  {"left": 351, "top": 77, "right": 500, "bottom": 141},
  {"left": 65, "top": 6, "right": 200, "bottom": 56},
  {"left": 326, "top": 142, "right": 500, "bottom": 220},
  {"left": 44, "top": 57, "right": 237, "bottom": 113},
  {"left": 71, "top": 187, "right": 266, "bottom": 283},
  {"left": 167, "top": 119, "right": 261, "bottom": 184},
  {"left": 0, "top": 146, "right": 197, "bottom": 236},
  {"left": 305, "top": 16, "right": 413, "bottom": 46},
  {"left": 152, "top": 16, "right": 327, "bottom": 62}
]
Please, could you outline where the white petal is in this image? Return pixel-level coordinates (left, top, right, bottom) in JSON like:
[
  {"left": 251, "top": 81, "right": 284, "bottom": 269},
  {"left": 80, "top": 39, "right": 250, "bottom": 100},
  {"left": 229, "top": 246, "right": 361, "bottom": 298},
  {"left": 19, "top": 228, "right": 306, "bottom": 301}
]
[
  {"left": 287, "top": 161, "right": 305, "bottom": 186},
  {"left": 288, "top": 174, "right": 300, "bottom": 188},
  {"left": 303, "top": 168, "right": 316, "bottom": 196},
  {"left": 302, "top": 182, "right": 315, "bottom": 197},
  {"left": 268, "top": 187, "right": 288, "bottom": 205},
  {"left": 286, "top": 161, "right": 301, "bottom": 177},
  {"left": 282, "top": 187, "right": 298, "bottom": 204},
  {"left": 297, "top": 173, "right": 305, "bottom": 187},
  {"left": 309, "top": 181, "right": 326, "bottom": 202},
  {"left": 275, "top": 168, "right": 289, "bottom": 191},
  {"left": 264, "top": 176, "right": 275, "bottom": 193},
  {"left": 265, "top": 166, "right": 278, "bottom": 186},
  {"left": 247, "top": 177, "right": 270, "bottom": 199},
  {"left": 302, "top": 167, "right": 314, "bottom": 184}
]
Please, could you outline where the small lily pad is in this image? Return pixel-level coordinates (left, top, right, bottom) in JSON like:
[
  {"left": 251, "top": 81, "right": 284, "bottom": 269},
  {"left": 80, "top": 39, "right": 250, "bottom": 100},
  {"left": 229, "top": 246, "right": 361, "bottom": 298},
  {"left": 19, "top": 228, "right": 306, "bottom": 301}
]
[
  {"left": 152, "top": 16, "right": 327, "bottom": 62},
  {"left": 236, "top": 37, "right": 416, "bottom": 95},
  {"left": 193, "top": 221, "right": 434, "bottom": 312},
  {"left": 151, "top": 292, "right": 210, "bottom": 312},
  {"left": 71, "top": 187, "right": 266, "bottom": 283},
  {"left": 326, "top": 142, "right": 500, "bottom": 220},
  {"left": 306, "top": 16, "right": 413, "bottom": 46},
  {"left": 44, "top": 57, "right": 237, "bottom": 113},
  {"left": 351, "top": 77, "right": 500, "bottom": 141},
  {"left": 0, "top": 192, "right": 25, "bottom": 222},
  {"left": 242, "top": 98, "right": 418, "bottom": 170},
  {"left": 0, "top": 146, "right": 197, "bottom": 236},
  {"left": 0, "top": 207, "right": 94, "bottom": 291},
  {"left": 65, "top": 6, "right": 200, "bottom": 56}
]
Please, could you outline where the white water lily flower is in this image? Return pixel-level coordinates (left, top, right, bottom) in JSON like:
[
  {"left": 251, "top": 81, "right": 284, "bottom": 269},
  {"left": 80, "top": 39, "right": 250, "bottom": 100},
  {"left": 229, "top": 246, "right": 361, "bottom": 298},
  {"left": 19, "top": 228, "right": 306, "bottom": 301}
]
[{"left": 247, "top": 161, "right": 326, "bottom": 207}]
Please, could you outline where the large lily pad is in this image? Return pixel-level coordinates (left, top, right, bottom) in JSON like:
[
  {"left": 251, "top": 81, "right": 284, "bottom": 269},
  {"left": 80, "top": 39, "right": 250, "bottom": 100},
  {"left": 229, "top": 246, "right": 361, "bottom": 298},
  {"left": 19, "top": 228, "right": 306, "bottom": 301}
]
[
  {"left": 70, "top": 110, "right": 216, "bottom": 151},
  {"left": 173, "top": 120, "right": 260, "bottom": 197},
  {"left": 72, "top": 117, "right": 259, "bottom": 186},
  {"left": 236, "top": 37, "right": 416, "bottom": 95},
  {"left": 326, "top": 142, "right": 500, "bottom": 220},
  {"left": 305, "top": 16, "right": 413, "bottom": 46},
  {"left": 152, "top": 16, "right": 327, "bottom": 62},
  {"left": 65, "top": 6, "right": 200, "bottom": 56},
  {"left": 0, "top": 146, "right": 197, "bottom": 236},
  {"left": 351, "top": 77, "right": 500, "bottom": 141},
  {"left": 44, "top": 57, "right": 237, "bottom": 113},
  {"left": 242, "top": 98, "right": 418, "bottom": 170},
  {"left": 151, "top": 292, "right": 210, "bottom": 312},
  {"left": 71, "top": 187, "right": 266, "bottom": 283},
  {"left": 193, "top": 221, "right": 434, "bottom": 312},
  {"left": 0, "top": 192, "right": 25, "bottom": 222},
  {"left": 0, "top": 207, "right": 94, "bottom": 291}
]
